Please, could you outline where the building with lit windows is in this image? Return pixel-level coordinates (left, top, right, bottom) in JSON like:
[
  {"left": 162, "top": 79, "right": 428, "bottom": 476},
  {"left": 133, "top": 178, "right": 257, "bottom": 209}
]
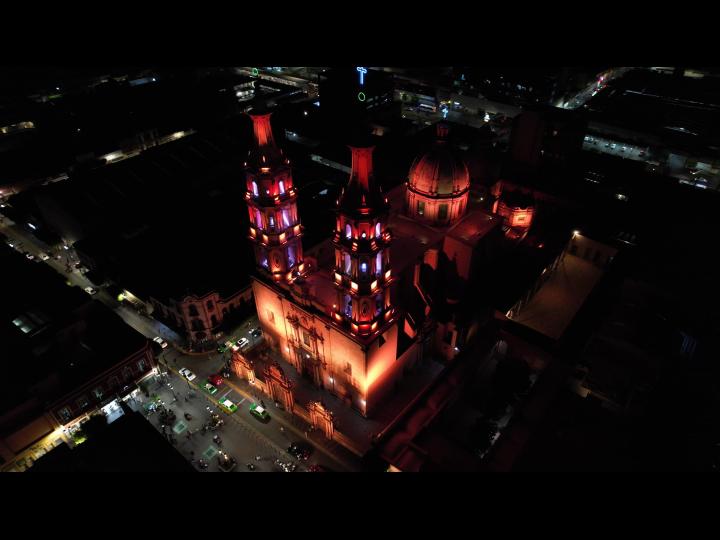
[{"left": 242, "top": 112, "right": 502, "bottom": 430}]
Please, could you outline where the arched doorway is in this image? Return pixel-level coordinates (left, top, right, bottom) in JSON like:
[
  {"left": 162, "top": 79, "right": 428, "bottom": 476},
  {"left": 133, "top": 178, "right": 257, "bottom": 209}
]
[
  {"left": 264, "top": 362, "right": 294, "bottom": 412},
  {"left": 308, "top": 401, "right": 334, "bottom": 439}
]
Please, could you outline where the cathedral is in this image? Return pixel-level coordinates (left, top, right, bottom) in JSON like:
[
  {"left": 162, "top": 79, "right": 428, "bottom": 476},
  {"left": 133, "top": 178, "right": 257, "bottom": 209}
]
[{"left": 243, "top": 110, "right": 504, "bottom": 419}]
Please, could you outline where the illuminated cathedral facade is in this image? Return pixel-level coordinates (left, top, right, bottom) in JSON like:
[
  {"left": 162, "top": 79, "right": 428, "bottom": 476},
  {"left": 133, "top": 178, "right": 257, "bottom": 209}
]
[{"left": 244, "top": 113, "right": 501, "bottom": 419}]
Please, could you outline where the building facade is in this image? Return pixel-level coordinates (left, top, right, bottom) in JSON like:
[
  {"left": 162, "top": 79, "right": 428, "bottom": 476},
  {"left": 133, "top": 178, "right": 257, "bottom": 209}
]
[{"left": 242, "top": 113, "right": 504, "bottom": 428}]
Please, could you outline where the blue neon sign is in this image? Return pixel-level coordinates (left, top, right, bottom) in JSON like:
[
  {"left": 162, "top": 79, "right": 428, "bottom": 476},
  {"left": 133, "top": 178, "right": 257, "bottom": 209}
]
[{"left": 356, "top": 66, "right": 367, "bottom": 86}]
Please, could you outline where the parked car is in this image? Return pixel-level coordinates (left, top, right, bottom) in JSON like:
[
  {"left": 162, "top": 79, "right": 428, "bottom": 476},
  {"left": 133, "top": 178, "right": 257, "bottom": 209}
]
[
  {"left": 249, "top": 403, "right": 270, "bottom": 423},
  {"left": 251, "top": 328, "right": 263, "bottom": 339},
  {"left": 237, "top": 337, "right": 250, "bottom": 349},
  {"left": 153, "top": 336, "right": 168, "bottom": 349},
  {"left": 287, "top": 442, "right": 313, "bottom": 461},
  {"left": 84, "top": 286, "right": 97, "bottom": 295},
  {"left": 202, "top": 382, "right": 218, "bottom": 395},
  {"left": 179, "top": 368, "right": 196, "bottom": 381},
  {"left": 39, "top": 252, "right": 50, "bottom": 261},
  {"left": 25, "top": 252, "right": 35, "bottom": 260},
  {"left": 208, "top": 374, "right": 223, "bottom": 387}
]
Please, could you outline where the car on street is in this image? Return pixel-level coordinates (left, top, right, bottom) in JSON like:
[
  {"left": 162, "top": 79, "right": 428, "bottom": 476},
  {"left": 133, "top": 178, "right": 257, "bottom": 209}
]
[
  {"left": 202, "top": 382, "right": 218, "bottom": 395},
  {"left": 153, "top": 336, "right": 168, "bottom": 349},
  {"left": 287, "top": 442, "right": 313, "bottom": 461},
  {"left": 251, "top": 328, "right": 262, "bottom": 339},
  {"left": 208, "top": 374, "right": 223, "bottom": 387},
  {"left": 39, "top": 252, "right": 50, "bottom": 261},
  {"left": 219, "top": 398, "right": 237, "bottom": 414},
  {"left": 25, "top": 252, "right": 35, "bottom": 260},
  {"left": 237, "top": 337, "right": 250, "bottom": 349},
  {"left": 84, "top": 286, "right": 97, "bottom": 295},
  {"left": 179, "top": 368, "right": 196, "bottom": 381},
  {"left": 249, "top": 403, "right": 270, "bottom": 423}
]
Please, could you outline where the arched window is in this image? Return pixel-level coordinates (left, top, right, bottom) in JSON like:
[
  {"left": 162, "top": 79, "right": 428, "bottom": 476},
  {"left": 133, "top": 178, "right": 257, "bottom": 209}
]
[
  {"left": 251, "top": 181, "right": 258, "bottom": 197},
  {"left": 376, "top": 251, "right": 383, "bottom": 275},
  {"left": 375, "top": 222, "right": 381, "bottom": 237},
  {"left": 255, "top": 209, "right": 263, "bottom": 228},
  {"left": 344, "top": 253, "right": 352, "bottom": 274},
  {"left": 279, "top": 180, "right": 285, "bottom": 194},
  {"left": 269, "top": 214, "right": 275, "bottom": 229},
  {"left": 282, "top": 209, "right": 291, "bottom": 228},
  {"left": 345, "top": 223, "right": 352, "bottom": 239},
  {"left": 287, "top": 245, "right": 295, "bottom": 267},
  {"left": 360, "top": 261, "right": 368, "bottom": 275}
]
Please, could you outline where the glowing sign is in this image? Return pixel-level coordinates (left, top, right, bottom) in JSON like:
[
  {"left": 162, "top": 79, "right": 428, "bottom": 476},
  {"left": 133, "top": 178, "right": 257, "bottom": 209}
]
[
  {"left": 251, "top": 68, "right": 259, "bottom": 77},
  {"left": 356, "top": 66, "right": 367, "bottom": 86},
  {"left": 358, "top": 91, "right": 366, "bottom": 102}
]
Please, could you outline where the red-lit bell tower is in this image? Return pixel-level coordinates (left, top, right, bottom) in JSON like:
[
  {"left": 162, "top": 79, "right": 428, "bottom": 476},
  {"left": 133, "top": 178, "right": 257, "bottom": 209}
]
[
  {"left": 244, "top": 111, "right": 304, "bottom": 282},
  {"left": 331, "top": 144, "right": 394, "bottom": 336}
]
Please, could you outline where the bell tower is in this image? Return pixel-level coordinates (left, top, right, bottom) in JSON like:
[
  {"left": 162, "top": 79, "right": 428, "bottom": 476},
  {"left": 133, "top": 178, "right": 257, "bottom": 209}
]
[
  {"left": 331, "top": 144, "right": 394, "bottom": 336},
  {"left": 244, "top": 110, "right": 304, "bottom": 282}
]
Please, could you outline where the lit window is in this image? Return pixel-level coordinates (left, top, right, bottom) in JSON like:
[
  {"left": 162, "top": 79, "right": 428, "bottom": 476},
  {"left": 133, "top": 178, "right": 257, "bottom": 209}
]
[
  {"left": 376, "top": 252, "right": 382, "bottom": 275},
  {"left": 282, "top": 209, "right": 291, "bottom": 228},
  {"left": 287, "top": 245, "right": 295, "bottom": 267},
  {"left": 269, "top": 215, "right": 275, "bottom": 229},
  {"left": 360, "top": 262, "right": 368, "bottom": 274},
  {"left": 345, "top": 224, "right": 352, "bottom": 239},
  {"left": 251, "top": 181, "right": 258, "bottom": 197},
  {"left": 375, "top": 223, "right": 381, "bottom": 237},
  {"left": 279, "top": 180, "right": 285, "bottom": 194},
  {"left": 417, "top": 201, "right": 425, "bottom": 216},
  {"left": 58, "top": 407, "right": 72, "bottom": 422}
]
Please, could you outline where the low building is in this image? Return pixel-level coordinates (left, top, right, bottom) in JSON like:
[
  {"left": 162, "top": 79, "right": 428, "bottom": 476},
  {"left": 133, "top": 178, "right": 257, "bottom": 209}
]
[{"left": 0, "top": 244, "right": 156, "bottom": 472}]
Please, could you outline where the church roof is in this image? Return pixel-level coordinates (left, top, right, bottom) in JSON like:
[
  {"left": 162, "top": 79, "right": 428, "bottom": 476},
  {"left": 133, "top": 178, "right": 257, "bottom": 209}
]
[{"left": 408, "top": 123, "right": 470, "bottom": 197}]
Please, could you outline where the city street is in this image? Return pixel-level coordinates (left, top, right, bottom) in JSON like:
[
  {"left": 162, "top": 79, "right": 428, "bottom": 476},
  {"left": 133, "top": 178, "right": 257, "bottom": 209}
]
[
  {"left": 158, "top": 339, "right": 363, "bottom": 472},
  {"left": 0, "top": 214, "right": 361, "bottom": 471}
]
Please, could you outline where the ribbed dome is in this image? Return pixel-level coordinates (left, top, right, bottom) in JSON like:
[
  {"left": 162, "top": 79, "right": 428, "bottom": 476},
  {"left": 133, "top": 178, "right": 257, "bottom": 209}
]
[{"left": 408, "top": 125, "right": 470, "bottom": 196}]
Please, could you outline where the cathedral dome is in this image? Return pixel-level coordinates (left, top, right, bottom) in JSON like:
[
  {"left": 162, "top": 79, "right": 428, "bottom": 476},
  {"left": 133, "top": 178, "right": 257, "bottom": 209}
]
[{"left": 408, "top": 124, "right": 470, "bottom": 197}]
